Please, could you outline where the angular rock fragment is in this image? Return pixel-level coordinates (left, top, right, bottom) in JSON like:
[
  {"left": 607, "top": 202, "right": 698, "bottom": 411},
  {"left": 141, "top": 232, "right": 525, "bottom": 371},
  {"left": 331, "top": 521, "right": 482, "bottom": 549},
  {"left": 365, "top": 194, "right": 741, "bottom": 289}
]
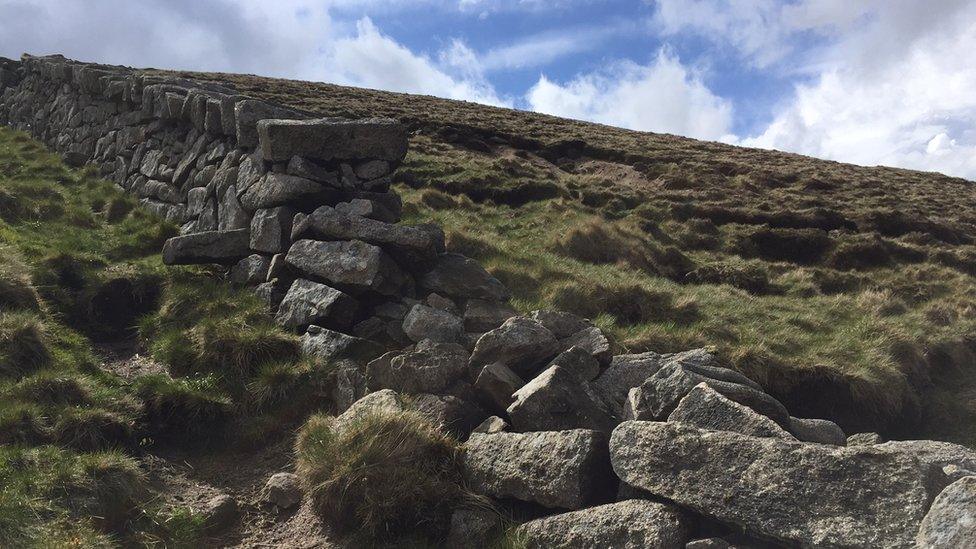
[
  {"left": 250, "top": 206, "right": 295, "bottom": 254},
  {"left": 628, "top": 360, "right": 790, "bottom": 427},
  {"left": 916, "top": 476, "right": 976, "bottom": 548},
  {"left": 473, "top": 416, "right": 508, "bottom": 434},
  {"left": 469, "top": 317, "right": 559, "bottom": 379},
  {"left": 285, "top": 239, "right": 408, "bottom": 296},
  {"left": 218, "top": 184, "right": 250, "bottom": 230},
  {"left": 262, "top": 472, "right": 302, "bottom": 509},
  {"left": 516, "top": 500, "right": 688, "bottom": 549},
  {"left": 239, "top": 173, "right": 323, "bottom": 211},
  {"left": 274, "top": 279, "right": 359, "bottom": 331},
  {"left": 789, "top": 416, "right": 846, "bottom": 446},
  {"left": 610, "top": 421, "right": 943, "bottom": 548},
  {"left": 529, "top": 309, "right": 592, "bottom": 339},
  {"left": 446, "top": 508, "right": 503, "bottom": 549},
  {"left": 409, "top": 393, "right": 485, "bottom": 439},
  {"left": 366, "top": 341, "right": 468, "bottom": 394},
  {"left": 229, "top": 254, "right": 271, "bottom": 286},
  {"left": 300, "top": 325, "right": 384, "bottom": 363},
  {"left": 560, "top": 326, "right": 612, "bottom": 367},
  {"left": 507, "top": 365, "right": 614, "bottom": 433},
  {"left": 548, "top": 346, "right": 601, "bottom": 381},
  {"left": 463, "top": 429, "right": 612, "bottom": 510},
  {"left": 591, "top": 351, "right": 670, "bottom": 418},
  {"left": 401, "top": 304, "right": 464, "bottom": 344},
  {"left": 291, "top": 205, "right": 444, "bottom": 262},
  {"left": 474, "top": 362, "right": 525, "bottom": 412},
  {"left": 665, "top": 383, "right": 794, "bottom": 440},
  {"left": 235, "top": 100, "right": 305, "bottom": 148},
  {"left": 162, "top": 229, "right": 251, "bottom": 265},
  {"left": 463, "top": 299, "right": 517, "bottom": 332},
  {"left": 419, "top": 253, "right": 510, "bottom": 302},
  {"left": 257, "top": 117, "right": 407, "bottom": 163},
  {"left": 847, "top": 432, "right": 884, "bottom": 445}
]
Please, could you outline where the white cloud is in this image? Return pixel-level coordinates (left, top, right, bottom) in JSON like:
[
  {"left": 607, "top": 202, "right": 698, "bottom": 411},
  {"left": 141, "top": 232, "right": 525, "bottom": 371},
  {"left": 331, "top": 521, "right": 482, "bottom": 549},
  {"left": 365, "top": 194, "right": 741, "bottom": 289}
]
[
  {"left": 526, "top": 50, "right": 734, "bottom": 141},
  {"left": 0, "top": 1, "right": 509, "bottom": 108},
  {"left": 325, "top": 19, "right": 510, "bottom": 106}
]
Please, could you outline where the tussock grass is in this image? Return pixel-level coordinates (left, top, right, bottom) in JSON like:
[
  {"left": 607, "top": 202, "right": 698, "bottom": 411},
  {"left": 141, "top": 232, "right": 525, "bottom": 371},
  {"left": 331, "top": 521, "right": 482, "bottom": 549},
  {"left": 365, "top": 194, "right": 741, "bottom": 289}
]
[
  {"left": 0, "top": 311, "right": 52, "bottom": 378},
  {"left": 296, "top": 410, "right": 462, "bottom": 543},
  {"left": 134, "top": 374, "right": 232, "bottom": 442}
]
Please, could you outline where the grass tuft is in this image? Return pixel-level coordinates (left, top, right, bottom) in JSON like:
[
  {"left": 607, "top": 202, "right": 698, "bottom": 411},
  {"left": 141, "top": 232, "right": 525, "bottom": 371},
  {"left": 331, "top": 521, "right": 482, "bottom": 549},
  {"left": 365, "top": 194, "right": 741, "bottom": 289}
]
[
  {"left": 0, "top": 311, "right": 52, "bottom": 378},
  {"left": 296, "top": 410, "right": 462, "bottom": 543}
]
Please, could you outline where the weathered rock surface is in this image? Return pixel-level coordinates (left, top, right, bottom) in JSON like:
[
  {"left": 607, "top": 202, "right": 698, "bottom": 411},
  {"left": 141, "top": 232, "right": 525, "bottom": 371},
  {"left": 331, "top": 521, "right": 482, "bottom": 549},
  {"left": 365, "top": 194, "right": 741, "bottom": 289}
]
[
  {"left": 611, "top": 421, "right": 943, "bottom": 548},
  {"left": 262, "top": 472, "right": 302, "bottom": 509},
  {"left": 463, "top": 299, "right": 517, "bottom": 332},
  {"left": 162, "top": 229, "right": 250, "bottom": 265},
  {"left": 474, "top": 362, "right": 525, "bottom": 412},
  {"left": 560, "top": 326, "right": 611, "bottom": 367},
  {"left": 547, "top": 346, "right": 601, "bottom": 381},
  {"left": 286, "top": 239, "right": 408, "bottom": 296},
  {"left": 446, "top": 509, "right": 503, "bottom": 549},
  {"left": 516, "top": 500, "right": 689, "bottom": 549},
  {"left": 366, "top": 341, "right": 468, "bottom": 394},
  {"left": 463, "top": 429, "right": 612, "bottom": 510},
  {"left": 292, "top": 205, "right": 444, "bottom": 261},
  {"left": 419, "top": 253, "right": 510, "bottom": 302},
  {"left": 665, "top": 383, "right": 794, "bottom": 439},
  {"left": 203, "top": 494, "right": 239, "bottom": 532},
  {"left": 469, "top": 317, "right": 559, "bottom": 378},
  {"left": 274, "top": 279, "right": 359, "bottom": 331},
  {"left": 250, "top": 206, "right": 295, "bottom": 254},
  {"left": 333, "top": 389, "right": 405, "bottom": 430},
  {"left": 239, "top": 172, "right": 323, "bottom": 211},
  {"left": 508, "top": 366, "right": 614, "bottom": 433},
  {"left": 789, "top": 416, "right": 846, "bottom": 445},
  {"left": 229, "top": 253, "right": 271, "bottom": 285},
  {"left": 473, "top": 415, "right": 508, "bottom": 434},
  {"left": 591, "top": 351, "right": 669, "bottom": 418},
  {"left": 257, "top": 117, "right": 408, "bottom": 163},
  {"left": 847, "top": 432, "right": 885, "bottom": 445},
  {"left": 300, "top": 325, "right": 384, "bottom": 362},
  {"left": 529, "top": 309, "right": 592, "bottom": 339},
  {"left": 401, "top": 304, "right": 463, "bottom": 344},
  {"left": 628, "top": 360, "right": 790, "bottom": 427},
  {"left": 916, "top": 476, "right": 976, "bottom": 548}
]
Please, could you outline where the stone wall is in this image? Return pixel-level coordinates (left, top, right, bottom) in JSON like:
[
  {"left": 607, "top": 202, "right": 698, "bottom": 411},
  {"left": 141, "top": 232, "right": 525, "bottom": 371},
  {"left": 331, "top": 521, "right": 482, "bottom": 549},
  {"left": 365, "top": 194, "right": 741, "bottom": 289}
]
[{"left": 0, "top": 54, "right": 516, "bottom": 382}]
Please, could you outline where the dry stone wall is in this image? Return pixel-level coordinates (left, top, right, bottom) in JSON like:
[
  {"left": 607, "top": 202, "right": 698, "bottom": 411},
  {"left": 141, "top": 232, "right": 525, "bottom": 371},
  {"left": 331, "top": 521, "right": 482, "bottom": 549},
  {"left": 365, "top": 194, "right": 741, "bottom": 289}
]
[{"left": 5, "top": 54, "right": 976, "bottom": 548}]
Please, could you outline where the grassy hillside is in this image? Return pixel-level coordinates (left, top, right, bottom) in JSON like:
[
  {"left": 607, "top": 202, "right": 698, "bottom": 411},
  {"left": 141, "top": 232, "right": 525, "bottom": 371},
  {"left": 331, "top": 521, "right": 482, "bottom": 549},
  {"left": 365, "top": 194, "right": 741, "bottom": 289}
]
[
  {"left": 0, "top": 127, "right": 343, "bottom": 546},
  {"left": 162, "top": 68, "right": 976, "bottom": 441}
]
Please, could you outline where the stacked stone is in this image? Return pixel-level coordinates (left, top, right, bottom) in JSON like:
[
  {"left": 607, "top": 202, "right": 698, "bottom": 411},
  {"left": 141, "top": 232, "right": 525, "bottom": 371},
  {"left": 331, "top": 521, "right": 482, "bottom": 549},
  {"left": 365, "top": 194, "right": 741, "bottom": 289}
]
[{"left": 5, "top": 54, "right": 976, "bottom": 548}]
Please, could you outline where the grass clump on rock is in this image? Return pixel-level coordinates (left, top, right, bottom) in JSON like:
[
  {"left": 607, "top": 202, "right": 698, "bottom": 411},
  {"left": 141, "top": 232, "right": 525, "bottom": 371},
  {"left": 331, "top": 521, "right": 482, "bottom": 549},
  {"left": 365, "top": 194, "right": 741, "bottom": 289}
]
[{"left": 296, "top": 409, "right": 462, "bottom": 544}]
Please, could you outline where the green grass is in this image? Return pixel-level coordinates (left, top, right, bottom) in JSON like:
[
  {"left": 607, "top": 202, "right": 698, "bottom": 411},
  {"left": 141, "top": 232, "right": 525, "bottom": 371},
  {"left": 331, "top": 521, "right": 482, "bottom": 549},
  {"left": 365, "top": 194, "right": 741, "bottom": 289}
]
[
  {"left": 296, "top": 410, "right": 462, "bottom": 545},
  {"left": 397, "top": 180, "right": 976, "bottom": 438}
]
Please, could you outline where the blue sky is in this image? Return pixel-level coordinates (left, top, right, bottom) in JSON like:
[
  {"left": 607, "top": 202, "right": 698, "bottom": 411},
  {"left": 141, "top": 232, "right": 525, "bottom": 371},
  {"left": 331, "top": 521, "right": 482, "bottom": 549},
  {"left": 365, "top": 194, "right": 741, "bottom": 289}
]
[{"left": 2, "top": 0, "right": 975, "bottom": 179}]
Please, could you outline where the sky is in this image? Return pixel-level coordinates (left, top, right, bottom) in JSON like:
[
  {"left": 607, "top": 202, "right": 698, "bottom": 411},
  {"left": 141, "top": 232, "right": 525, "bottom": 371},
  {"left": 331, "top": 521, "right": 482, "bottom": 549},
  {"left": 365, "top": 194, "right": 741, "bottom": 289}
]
[{"left": 1, "top": 0, "right": 975, "bottom": 180}]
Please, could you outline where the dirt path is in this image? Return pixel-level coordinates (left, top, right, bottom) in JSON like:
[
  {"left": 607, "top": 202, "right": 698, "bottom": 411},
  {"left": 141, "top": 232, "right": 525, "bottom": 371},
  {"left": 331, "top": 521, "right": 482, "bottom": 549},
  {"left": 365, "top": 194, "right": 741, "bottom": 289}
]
[{"left": 96, "top": 342, "right": 339, "bottom": 548}]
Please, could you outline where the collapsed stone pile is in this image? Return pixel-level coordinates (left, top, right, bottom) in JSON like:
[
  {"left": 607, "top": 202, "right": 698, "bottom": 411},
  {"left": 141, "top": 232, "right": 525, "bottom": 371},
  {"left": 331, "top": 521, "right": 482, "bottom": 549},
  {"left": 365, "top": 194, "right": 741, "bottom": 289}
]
[{"left": 2, "top": 54, "right": 974, "bottom": 548}]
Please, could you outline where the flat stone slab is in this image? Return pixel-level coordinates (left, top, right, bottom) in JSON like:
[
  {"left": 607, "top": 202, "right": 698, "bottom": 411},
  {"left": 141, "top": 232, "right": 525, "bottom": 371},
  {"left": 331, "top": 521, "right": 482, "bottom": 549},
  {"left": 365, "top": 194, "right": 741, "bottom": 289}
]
[
  {"left": 257, "top": 117, "right": 408, "bottom": 163},
  {"left": 285, "top": 239, "right": 408, "bottom": 296},
  {"left": 516, "top": 500, "right": 689, "bottom": 549},
  {"left": 162, "top": 229, "right": 251, "bottom": 265}
]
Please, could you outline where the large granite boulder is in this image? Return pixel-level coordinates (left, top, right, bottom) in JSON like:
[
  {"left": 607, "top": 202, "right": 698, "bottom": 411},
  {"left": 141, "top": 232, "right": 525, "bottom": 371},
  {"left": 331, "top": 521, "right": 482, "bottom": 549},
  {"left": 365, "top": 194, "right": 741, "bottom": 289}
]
[
  {"left": 419, "top": 253, "right": 510, "bottom": 302},
  {"left": 285, "top": 239, "right": 408, "bottom": 296},
  {"left": 916, "top": 476, "right": 976, "bottom": 548},
  {"left": 463, "top": 299, "right": 517, "bottom": 332},
  {"left": 547, "top": 346, "right": 600, "bottom": 381},
  {"left": 665, "top": 383, "right": 794, "bottom": 440},
  {"left": 162, "top": 229, "right": 250, "bottom": 265},
  {"left": 257, "top": 117, "right": 408, "bottom": 163},
  {"left": 516, "top": 500, "right": 688, "bottom": 549},
  {"left": 469, "top": 317, "right": 559, "bottom": 379},
  {"left": 474, "top": 362, "right": 525, "bottom": 412},
  {"left": 274, "top": 279, "right": 359, "bottom": 331},
  {"left": 559, "top": 326, "right": 611, "bottom": 367},
  {"left": 463, "top": 429, "right": 612, "bottom": 510},
  {"left": 291, "top": 206, "right": 444, "bottom": 262},
  {"left": 611, "top": 421, "right": 945, "bottom": 548},
  {"left": 507, "top": 366, "right": 614, "bottom": 433}
]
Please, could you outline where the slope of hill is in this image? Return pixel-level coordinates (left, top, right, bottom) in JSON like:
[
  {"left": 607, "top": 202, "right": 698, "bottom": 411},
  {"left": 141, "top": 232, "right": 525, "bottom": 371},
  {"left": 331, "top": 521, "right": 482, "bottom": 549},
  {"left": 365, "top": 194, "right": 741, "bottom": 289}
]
[{"left": 169, "top": 67, "right": 976, "bottom": 441}]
